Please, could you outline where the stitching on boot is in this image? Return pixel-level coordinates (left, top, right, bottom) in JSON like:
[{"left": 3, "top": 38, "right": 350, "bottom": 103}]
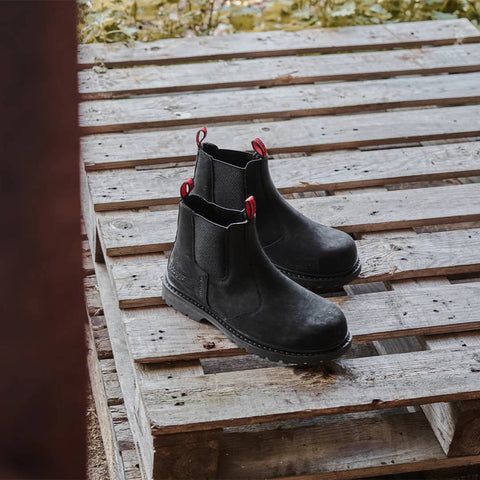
[
  {"left": 277, "top": 257, "right": 361, "bottom": 281},
  {"left": 165, "top": 279, "right": 350, "bottom": 357}
]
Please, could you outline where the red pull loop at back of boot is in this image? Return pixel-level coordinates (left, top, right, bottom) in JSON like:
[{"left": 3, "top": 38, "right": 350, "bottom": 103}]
[
  {"left": 196, "top": 127, "right": 207, "bottom": 147},
  {"left": 252, "top": 138, "right": 267, "bottom": 158},
  {"left": 245, "top": 196, "right": 256, "bottom": 220},
  {"left": 180, "top": 178, "right": 194, "bottom": 199}
]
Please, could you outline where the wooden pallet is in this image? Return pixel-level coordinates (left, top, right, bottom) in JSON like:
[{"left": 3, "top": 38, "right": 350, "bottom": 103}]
[
  {"left": 84, "top": 246, "right": 143, "bottom": 480},
  {"left": 80, "top": 19, "right": 480, "bottom": 479}
]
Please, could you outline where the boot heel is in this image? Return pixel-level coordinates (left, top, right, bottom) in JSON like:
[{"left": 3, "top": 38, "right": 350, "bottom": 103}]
[{"left": 162, "top": 278, "right": 206, "bottom": 323}]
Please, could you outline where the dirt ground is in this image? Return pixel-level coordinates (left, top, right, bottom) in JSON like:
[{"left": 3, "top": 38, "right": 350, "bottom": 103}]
[{"left": 87, "top": 382, "right": 109, "bottom": 480}]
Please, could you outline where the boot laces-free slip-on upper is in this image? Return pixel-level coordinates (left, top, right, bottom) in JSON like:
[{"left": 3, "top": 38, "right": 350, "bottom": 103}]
[
  {"left": 164, "top": 189, "right": 351, "bottom": 364},
  {"left": 191, "top": 129, "right": 361, "bottom": 288}
]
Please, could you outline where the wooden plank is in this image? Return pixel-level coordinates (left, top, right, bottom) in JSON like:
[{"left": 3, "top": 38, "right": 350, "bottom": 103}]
[
  {"left": 87, "top": 322, "right": 127, "bottom": 480},
  {"left": 80, "top": 72, "right": 480, "bottom": 133},
  {"left": 81, "top": 105, "right": 480, "bottom": 170},
  {"left": 106, "top": 228, "right": 480, "bottom": 308},
  {"left": 92, "top": 258, "right": 210, "bottom": 478},
  {"left": 108, "top": 255, "right": 168, "bottom": 308},
  {"left": 84, "top": 274, "right": 103, "bottom": 316},
  {"left": 78, "top": 43, "right": 480, "bottom": 99},
  {"left": 389, "top": 278, "right": 480, "bottom": 457},
  {"left": 88, "top": 141, "right": 480, "bottom": 211},
  {"left": 217, "top": 412, "right": 480, "bottom": 479},
  {"left": 77, "top": 19, "right": 480, "bottom": 68},
  {"left": 99, "top": 183, "right": 480, "bottom": 256},
  {"left": 123, "top": 284, "right": 480, "bottom": 363},
  {"left": 139, "top": 346, "right": 480, "bottom": 434},
  {"left": 357, "top": 227, "right": 480, "bottom": 283}
]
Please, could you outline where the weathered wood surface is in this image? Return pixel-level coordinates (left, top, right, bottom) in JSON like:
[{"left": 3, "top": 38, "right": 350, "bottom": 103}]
[
  {"left": 106, "top": 228, "right": 480, "bottom": 308},
  {"left": 78, "top": 19, "right": 480, "bottom": 68},
  {"left": 140, "top": 347, "right": 480, "bottom": 434},
  {"left": 123, "top": 284, "right": 480, "bottom": 363},
  {"left": 84, "top": 274, "right": 103, "bottom": 316},
  {"left": 85, "top": 270, "right": 142, "bottom": 480},
  {"left": 339, "top": 187, "right": 480, "bottom": 459},
  {"left": 107, "top": 254, "right": 168, "bottom": 308},
  {"left": 81, "top": 105, "right": 480, "bottom": 170},
  {"left": 98, "top": 183, "right": 480, "bottom": 256},
  {"left": 88, "top": 141, "right": 480, "bottom": 211},
  {"left": 217, "top": 412, "right": 480, "bottom": 479},
  {"left": 79, "top": 43, "right": 480, "bottom": 99},
  {"left": 80, "top": 18, "right": 480, "bottom": 478},
  {"left": 357, "top": 228, "right": 480, "bottom": 282},
  {"left": 89, "top": 259, "right": 151, "bottom": 478},
  {"left": 87, "top": 323, "right": 127, "bottom": 480},
  {"left": 389, "top": 278, "right": 480, "bottom": 458},
  {"left": 80, "top": 72, "right": 480, "bottom": 133}
]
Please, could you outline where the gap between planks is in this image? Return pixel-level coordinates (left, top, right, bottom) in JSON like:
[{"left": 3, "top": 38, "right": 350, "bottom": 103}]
[
  {"left": 140, "top": 346, "right": 480, "bottom": 435},
  {"left": 101, "top": 227, "right": 480, "bottom": 308},
  {"left": 87, "top": 141, "right": 480, "bottom": 212},
  {"left": 78, "top": 43, "right": 480, "bottom": 99},
  {"left": 96, "top": 182, "right": 480, "bottom": 256},
  {"left": 81, "top": 105, "right": 480, "bottom": 170},
  {"left": 79, "top": 72, "right": 480, "bottom": 133},
  {"left": 123, "top": 284, "right": 480, "bottom": 364},
  {"left": 77, "top": 19, "right": 480, "bottom": 68}
]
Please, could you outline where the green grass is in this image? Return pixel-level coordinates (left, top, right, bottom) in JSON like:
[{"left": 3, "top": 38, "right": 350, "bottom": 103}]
[{"left": 78, "top": 0, "right": 480, "bottom": 43}]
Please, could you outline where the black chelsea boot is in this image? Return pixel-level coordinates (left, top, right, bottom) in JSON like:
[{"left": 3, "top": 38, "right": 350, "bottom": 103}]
[
  {"left": 191, "top": 128, "right": 361, "bottom": 288},
  {"left": 162, "top": 179, "right": 352, "bottom": 364}
]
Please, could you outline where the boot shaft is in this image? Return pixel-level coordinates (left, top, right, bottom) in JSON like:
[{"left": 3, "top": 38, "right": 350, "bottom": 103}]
[
  {"left": 193, "top": 140, "right": 289, "bottom": 246},
  {"left": 168, "top": 191, "right": 263, "bottom": 312},
  {"left": 193, "top": 142, "right": 253, "bottom": 210}
]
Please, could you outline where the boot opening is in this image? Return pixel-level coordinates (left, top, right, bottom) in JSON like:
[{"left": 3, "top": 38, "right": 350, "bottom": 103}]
[
  {"left": 184, "top": 194, "right": 245, "bottom": 227},
  {"left": 203, "top": 143, "right": 253, "bottom": 168}
]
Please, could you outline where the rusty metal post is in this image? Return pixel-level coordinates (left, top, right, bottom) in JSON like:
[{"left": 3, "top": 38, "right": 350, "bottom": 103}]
[{"left": 0, "top": 1, "right": 86, "bottom": 478}]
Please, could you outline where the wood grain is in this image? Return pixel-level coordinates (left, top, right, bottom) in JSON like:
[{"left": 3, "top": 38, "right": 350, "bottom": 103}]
[
  {"left": 217, "top": 412, "right": 480, "bottom": 479},
  {"left": 78, "top": 19, "right": 480, "bottom": 68},
  {"left": 88, "top": 141, "right": 480, "bottom": 211},
  {"left": 78, "top": 43, "right": 480, "bottom": 99},
  {"left": 390, "top": 277, "right": 480, "bottom": 457},
  {"left": 106, "top": 228, "right": 480, "bottom": 308},
  {"left": 357, "top": 228, "right": 480, "bottom": 283},
  {"left": 97, "top": 183, "right": 480, "bottom": 256},
  {"left": 79, "top": 72, "right": 480, "bottom": 133},
  {"left": 140, "top": 346, "right": 480, "bottom": 434},
  {"left": 81, "top": 105, "right": 480, "bottom": 170},
  {"left": 123, "top": 284, "right": 480, "bottom": 363}
]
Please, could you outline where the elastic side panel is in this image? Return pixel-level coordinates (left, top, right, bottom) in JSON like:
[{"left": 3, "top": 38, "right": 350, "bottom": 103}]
[
  {"left": 212, "top": 160, "right": 245, "bottom": 210},
  {"left": 194, "top": 215, "right": 226, "bottom": 278},
  {"left": 192, "top": 150, "right": 213, "bottom": 202}
]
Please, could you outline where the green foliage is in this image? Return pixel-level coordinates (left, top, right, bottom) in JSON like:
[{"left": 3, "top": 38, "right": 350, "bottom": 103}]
[{"left": 77, "top": 0, "right": 480, "bottom": 43}]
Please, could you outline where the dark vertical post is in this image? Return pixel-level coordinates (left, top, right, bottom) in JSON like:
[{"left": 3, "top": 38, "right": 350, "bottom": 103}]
[{"left": 0, "top": 1, "right": 85, "bottom": 478}]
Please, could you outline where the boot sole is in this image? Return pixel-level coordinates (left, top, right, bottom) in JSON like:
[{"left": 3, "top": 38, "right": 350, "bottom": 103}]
[
  {"left": 277, "top": 257, "right": 362, "bottom": 289},
  {"left": 162, "top": 276, "right": 352, "bottom": 365}
]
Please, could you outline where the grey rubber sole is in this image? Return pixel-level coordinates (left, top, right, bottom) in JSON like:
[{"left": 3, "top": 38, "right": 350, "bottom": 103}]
[
  {"left": 162, "top": 276, "right": 352, "bottom": 365},
  {"left": 278, "top": 257, "right": 362, "bottom": 289}
]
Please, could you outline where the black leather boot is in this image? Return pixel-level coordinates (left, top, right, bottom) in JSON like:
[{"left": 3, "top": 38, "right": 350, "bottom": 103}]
[
  {"left": 191, "top": 128, "right": 361, "bottom": 288},
  {"left": 162, "top": 180, "right": 352, "bottom": 364}
]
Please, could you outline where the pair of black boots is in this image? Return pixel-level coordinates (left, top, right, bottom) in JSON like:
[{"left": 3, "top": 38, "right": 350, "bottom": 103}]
[{"left": 162, "top": 128, "right": 361, "bottom": 364}]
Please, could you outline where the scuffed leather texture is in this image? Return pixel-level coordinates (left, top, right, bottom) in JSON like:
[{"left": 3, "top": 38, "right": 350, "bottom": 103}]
[
  {"left": 167, "top": 194, "right": 349, "bottom": 353},
  {"left": 192, "top": 143, "right": 359, "bottom": 280},
  {"left": 167, "top": 201, "right": 209, "bottom": 304}
]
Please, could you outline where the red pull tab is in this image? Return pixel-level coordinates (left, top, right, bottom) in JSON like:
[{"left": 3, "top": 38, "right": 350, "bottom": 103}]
[
  {"left": 252, "top": 138, "right": 267, "bottom": 158},
  {"left": 196, "top": 127, "right": 207, "bottom": 147},
  {"left": 245, "top": 196, "right": 256, "bottom": 220},
  {"left": 180, "top": 178, "right": 194, "bottom": 199}
]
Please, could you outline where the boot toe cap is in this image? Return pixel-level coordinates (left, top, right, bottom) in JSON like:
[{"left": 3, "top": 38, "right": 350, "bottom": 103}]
[
  {"left": 304, "top": 304, "right": 349, "bottom": 352},
  {"left": 284, "top": 299, "right": 350, "bottom": 353},
  {"left": 317, "top": 229, "right": 359, "bottom": 276}
]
